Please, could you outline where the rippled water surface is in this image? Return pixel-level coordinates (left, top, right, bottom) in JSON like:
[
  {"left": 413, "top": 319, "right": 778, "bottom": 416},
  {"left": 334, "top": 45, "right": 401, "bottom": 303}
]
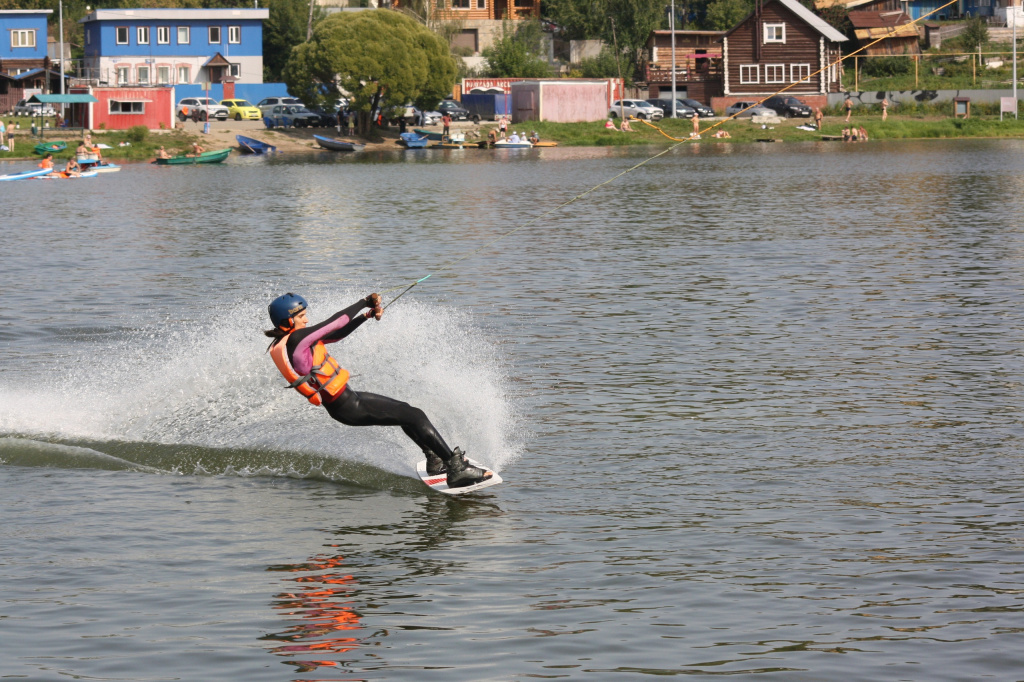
[{"left": 2, "top": 140, "right": 1024, "bottom": 680}]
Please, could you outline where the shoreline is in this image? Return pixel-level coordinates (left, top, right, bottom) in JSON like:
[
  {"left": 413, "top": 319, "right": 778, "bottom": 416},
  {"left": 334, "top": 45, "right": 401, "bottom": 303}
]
[{"left": 3, "top": 114, "right": 1024, "bottom": 163}]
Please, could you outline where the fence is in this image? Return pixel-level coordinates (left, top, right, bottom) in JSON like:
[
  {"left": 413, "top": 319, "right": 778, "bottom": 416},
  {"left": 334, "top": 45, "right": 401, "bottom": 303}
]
[{"left": 846, "top": 50, "right": 1024, "bottom": 90}]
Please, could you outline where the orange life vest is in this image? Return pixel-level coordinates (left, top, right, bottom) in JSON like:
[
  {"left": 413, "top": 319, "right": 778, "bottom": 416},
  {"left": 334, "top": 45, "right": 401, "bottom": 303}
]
[{"left": 269, "top": 334, "right": 349, "bottom": 406}]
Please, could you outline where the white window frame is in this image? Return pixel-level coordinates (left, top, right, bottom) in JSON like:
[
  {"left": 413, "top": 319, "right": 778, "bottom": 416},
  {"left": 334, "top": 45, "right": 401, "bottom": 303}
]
[
  {"left": 109, "top": 100, "right": 145, "bottom": 115},
  {"left": 739, "top": 64, "right": 759, "bottom": 84},
  {"left": 209, "top": 26, "right": 221, "bottom": 44},
  {"left": 790, "top": 63, "right": 811, "bottom": 83},
  {"left": 228, "top": 25, "right": 241, "bottom": 43},
  {"left": 116, "top": 66, "right": 130, "bottom": 85},
  {"left": 116, "top": 26, "right": 129, "bottom": 45},
  {"left": 157, "top": 65, "right": 171, "bottom": 84},
  {"left": 177, "top": 26, "right": 190, "bottom": 44},
  {"left": 764, "top": 23, "right": 785, "bottom": 43},
  {"left": 137, "top": 65, "right": 150, "bottom": 85},
  {"left": 177, "top": 65, "right": 191, "bottom": 83},
  {"left": 11, "top": 29, "right": 36, "bottom": 48},
  {"left": 157, "top": 26, "right": 170, "bottom": 44},
  {"left": 764, "top": 63, "right": 786, "bottom": 84},
  {"left": 229, "top": 63, "right": 241, "bottom": 78},
  {"left": 137, "top": 26, "right": 150, "bottom": 45}
]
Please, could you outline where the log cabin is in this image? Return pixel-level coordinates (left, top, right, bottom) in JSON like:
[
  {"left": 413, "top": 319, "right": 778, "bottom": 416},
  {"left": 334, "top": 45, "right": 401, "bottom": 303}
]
[{"left": 718, "top": 0, "right": 848, "bottom": 111}]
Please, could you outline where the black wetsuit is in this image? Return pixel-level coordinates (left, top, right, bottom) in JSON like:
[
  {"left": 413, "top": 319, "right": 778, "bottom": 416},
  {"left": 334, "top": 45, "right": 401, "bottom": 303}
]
[{"left": 281, "top": 298, "right": 453, "bottom": 460}]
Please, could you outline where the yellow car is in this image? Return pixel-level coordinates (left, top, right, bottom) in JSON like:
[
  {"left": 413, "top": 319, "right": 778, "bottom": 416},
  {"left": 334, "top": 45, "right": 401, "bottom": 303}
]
[{"left": 220, "top": 99, "right": 262, "bottom": 121}]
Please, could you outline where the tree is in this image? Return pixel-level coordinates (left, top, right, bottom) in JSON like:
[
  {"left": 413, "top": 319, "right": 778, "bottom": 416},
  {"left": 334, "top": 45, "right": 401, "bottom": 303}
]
[
  {"left": 545, "top": 0, "right": 665, "bottom": 78},
  {"left": 482, "top": 20, "right": 551, "bottom": 77},
  {"left": 705, "top": 0, "right": 752, "bottom": 31},
  {"left": 283, "top": 10, "right": 456, "bottom": 135},
  {"left": 263, "top": 0, "right": 325, "bottom": 82},
  {"left": 961, "top": 16, "right": 988, "bottom": 51}
]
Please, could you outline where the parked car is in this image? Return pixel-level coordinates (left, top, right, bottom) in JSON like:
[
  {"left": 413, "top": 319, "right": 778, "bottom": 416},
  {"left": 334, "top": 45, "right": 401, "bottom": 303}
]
[
  {"left": 263, "top": 104, "right": 319, "bottom": 128},
  {"left": 679, "top": 98, "right": 715, "bottom": 118},
  {"left": 609, "top": 100, "right": 664, "bottom": 121},
  {"left": 762, "top": 96, "right": 812, "bottom": 118},
  {"left": 176, "top": 97, "right": 229, "bottom": 121},
  {"left": 220, "top": 99, "right": 261, "bottom": 121},
  {"left": 413, "top": 107, "right": 441, "bottom": 126},
  {"left": 724, "top": 101, "right": 775, "bottom": 118},
  {"left": 646, "top": 99, "right": 696, "bottom": 119},
  {"left": 13, "top": 99, "right": 56, "bottom": 117},
  {"left": 436, "top": 99, "right": 470, "bottom": 121},
  {"left": 256, "top": 96, "right": 303, "bottom": 116}
]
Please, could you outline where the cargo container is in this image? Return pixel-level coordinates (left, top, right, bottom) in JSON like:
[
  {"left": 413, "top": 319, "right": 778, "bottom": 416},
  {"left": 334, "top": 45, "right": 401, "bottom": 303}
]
[{"left": 460, "top": 92, "right": 512, "bottom": 122}]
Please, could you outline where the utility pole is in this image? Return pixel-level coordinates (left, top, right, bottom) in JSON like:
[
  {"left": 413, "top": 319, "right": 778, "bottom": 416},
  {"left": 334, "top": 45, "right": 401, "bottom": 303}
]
[
  {"left": 611, "top": 17, "right": 624, "bottom": 120},
  {"left": 1015, "top": 0, "right": 1019, "bottom": 118},
  {"left": 670, "top": 0, "right": 677, "bottom": 119},
  {"left": 59, "top": 0, "right": 65, "bottom": 124}
]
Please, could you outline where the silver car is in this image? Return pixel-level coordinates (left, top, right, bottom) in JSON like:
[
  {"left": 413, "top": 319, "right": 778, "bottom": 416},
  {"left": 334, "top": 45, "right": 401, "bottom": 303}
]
[
  {"left": 609, "top": 99, "right": 664, "bottom": 121},
  {"left": 13, "top": 99, "right": 56, "bottom": 117},
  {"left": 724, "top": 101, "right": 776, "bottom": 118}
]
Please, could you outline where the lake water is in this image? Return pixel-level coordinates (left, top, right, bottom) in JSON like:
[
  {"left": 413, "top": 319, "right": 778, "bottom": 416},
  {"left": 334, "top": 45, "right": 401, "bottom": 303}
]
[{"left": 2, "top": 139, "right": 1024, "bottom": 681}]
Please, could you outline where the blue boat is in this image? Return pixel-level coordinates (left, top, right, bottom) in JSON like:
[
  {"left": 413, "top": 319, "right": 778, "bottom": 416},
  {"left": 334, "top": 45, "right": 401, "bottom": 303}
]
[
  {"left": 313, "top": 135, "right": 365, "bottom": 152},
  {"left": 0, "top": 168, "right": 51, "bottom": 181},
  {"left": 400, "top": 132, "right": 429, "bottom": 149},
  {"left": 236, "top": 134, "right": 277, "bottom": 155}
]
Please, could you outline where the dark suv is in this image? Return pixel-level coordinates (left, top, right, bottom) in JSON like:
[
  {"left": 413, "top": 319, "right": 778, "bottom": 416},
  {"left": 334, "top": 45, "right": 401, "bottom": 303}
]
[
  {"left": 436, "top": 99, "right": 470, "bottom": 120},
  {"left": 762, "top": 96, "right": 812, "bottom": 118}
]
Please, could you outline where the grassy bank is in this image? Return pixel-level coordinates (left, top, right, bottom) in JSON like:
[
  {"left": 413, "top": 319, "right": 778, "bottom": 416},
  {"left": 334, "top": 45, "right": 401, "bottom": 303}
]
[
  {"left": 1, "top": 124, "right": 200, "bottom": 163},
  {"left": 489, "top": 114, "right": 1024, "bottom": 147}
]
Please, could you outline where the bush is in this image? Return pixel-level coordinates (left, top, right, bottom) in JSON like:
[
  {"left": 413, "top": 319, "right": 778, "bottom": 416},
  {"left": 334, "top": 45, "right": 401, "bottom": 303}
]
[
  {"left": 862, "top": 56, "right": 913, "bottom": 78},
  {"left": 125, "top": 125, "right": 149, "bottom": 143},
  {"left": 580, "top": 48, "right": 628, "bottom": 83}
]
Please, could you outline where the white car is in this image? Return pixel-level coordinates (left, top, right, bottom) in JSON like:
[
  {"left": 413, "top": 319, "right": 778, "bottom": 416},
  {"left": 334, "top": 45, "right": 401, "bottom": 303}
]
[
  {"left": 176, "top": 97, "right": 230, "bottom": 121},
  {"left": 256, "top": 96, "right": 303, "bottom": 116},
  {"left": 609, "top": 99, "right": 664, "bottom": 121}
]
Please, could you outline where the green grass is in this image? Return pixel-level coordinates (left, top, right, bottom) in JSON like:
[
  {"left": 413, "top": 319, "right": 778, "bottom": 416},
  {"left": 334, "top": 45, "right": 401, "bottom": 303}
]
[
  {"left": 1, "top": 126, "right": 200, "bottom": 162},
  {"left": 489, "top": 115, "right": 1024, "bottom": 147}
]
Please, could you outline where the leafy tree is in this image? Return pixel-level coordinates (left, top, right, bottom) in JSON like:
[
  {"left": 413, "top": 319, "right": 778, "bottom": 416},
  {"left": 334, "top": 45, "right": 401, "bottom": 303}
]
[
  {"left": 705, "top": 0, "right": 752, "bottom": 31},
  {"left": 283, "top": 10, "right": 456, "bottom": 135},
  {"left": 579, "top": 47, "right": 631, "bottom": 85},
  {"left": 482, "top": 20, "right": 552, "bottom": 77},
  {"left": 961, "top": 16, "right": 988, "bottom": 51},
  {"left": 263, "top": 0, "right": 325, "bottom": 82},
  {"left": 545, "top": 0, "right": 664, "bottom": 78}
]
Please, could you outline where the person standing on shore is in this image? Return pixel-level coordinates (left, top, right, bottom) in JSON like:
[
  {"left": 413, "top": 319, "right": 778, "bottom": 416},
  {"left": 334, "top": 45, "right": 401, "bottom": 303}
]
[
  {"left": 844, "top": 97, "right": 852, "bottom": 123},
  {"left": 881, "top": 98, "right": 889, "bottom": 121},
  {"left": 441, "top": 112, "right": 451, "bottom": 138},
  {"left": 692, "top": 113, "right": 700, "bottom": 138},
  {"left": 0, "top": 118, "right": 6, "bottom": 149},
  {"left": 814, "top": 107, "right": 823, "bottom": 129}
]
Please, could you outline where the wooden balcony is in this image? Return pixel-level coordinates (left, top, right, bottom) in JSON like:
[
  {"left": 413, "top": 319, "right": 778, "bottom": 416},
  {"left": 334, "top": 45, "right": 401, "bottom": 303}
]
[{"left": 646, "top": 61, "right": 722, "bottom": 83}]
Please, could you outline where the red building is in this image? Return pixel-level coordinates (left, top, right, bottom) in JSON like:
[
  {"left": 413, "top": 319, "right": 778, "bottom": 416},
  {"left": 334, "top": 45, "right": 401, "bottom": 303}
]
[{"left": 68, "top": 85, "right": 175, "bottom": 130}]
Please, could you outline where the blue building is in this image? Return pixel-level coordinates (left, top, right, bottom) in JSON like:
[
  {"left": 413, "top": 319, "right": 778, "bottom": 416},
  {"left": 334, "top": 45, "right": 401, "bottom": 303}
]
[
  {"left": 80, "top": 8, "right": 269, "bottom": 86},
  {"left": 0, "top": 9, "right": 53, "bottom": 77}
]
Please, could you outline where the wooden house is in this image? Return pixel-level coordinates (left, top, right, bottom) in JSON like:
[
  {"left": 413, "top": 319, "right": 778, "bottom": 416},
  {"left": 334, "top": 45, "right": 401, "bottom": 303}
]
[
  {"left": 0, "top": 72, "right": 24, "bottom": 113},
  {"left": 848, "top": 11, "right": 920, "bottom": 55},
  {"left": 644, "top": 30, "right": 725, "bottom": 103},
  {"left": 815, "top": 0, "right": 958, "bottom": 21},
  {"left": 389, "top": 0, "right": 540, "bottom": 54},
  {"left": 717, "top": 0, "right": 848, "bottom": 111}
]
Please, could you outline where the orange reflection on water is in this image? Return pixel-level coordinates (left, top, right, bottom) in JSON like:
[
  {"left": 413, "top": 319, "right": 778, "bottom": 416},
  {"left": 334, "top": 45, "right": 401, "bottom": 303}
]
[{"left": 262, "top": 551, "right": 367, "bottom": 677}]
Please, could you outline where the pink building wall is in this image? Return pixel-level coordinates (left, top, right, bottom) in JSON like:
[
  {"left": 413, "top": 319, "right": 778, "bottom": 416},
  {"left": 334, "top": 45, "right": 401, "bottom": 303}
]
[
  {"left": 70, "top": 86, "right": 174, "bottom": 130},
  {"left": 510, "top": 80, "right": 610, "bottom": 123}
]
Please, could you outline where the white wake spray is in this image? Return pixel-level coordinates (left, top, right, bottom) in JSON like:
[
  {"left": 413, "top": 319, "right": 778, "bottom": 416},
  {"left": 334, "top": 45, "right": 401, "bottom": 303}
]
[{"left": 0, "top": 287, "right": 525, "bottom": 476}]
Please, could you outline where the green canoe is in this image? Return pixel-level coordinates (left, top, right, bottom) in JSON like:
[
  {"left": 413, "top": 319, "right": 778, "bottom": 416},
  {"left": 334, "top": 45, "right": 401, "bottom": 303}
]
[
  {"left": 155, "top": 148, "right": 231, "bottom": 165},
  {"left": 34, "top": 141, "right": 67, "bottom": 155}
]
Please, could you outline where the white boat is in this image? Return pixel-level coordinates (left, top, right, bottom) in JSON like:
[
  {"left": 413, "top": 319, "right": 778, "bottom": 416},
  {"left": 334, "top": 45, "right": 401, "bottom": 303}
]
[{"left": 493, "top": 139, "right": 533, "bottom": 149}]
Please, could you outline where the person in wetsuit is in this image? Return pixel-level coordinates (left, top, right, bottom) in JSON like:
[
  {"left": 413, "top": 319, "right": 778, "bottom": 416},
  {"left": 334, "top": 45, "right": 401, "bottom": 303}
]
[{"left": 264, "top": 292, "right": 491, "bottom": 489}]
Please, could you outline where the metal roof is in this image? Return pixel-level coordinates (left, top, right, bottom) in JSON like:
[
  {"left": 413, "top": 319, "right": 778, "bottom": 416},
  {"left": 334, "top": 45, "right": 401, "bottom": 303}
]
[
  {"left": 81, "top": 8, "right": 268, "bottom": 23},
  {"left": 30, "top": 93, "right": 99, "bottom": 104},
  {"left": 776, "top": 0, "right": 849, "bottom": 42}
]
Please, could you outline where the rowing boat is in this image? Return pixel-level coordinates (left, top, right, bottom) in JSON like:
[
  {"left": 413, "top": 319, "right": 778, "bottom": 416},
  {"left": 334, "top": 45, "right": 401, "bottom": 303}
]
[
  {"left": 413, "top": 128, "right": 444, "bottom": 141},
  {"left": 314, "top": 135, "right": 365, "bottom": 152},
  {"left": 34, "top": 141, "right": 67, "bottom": 155},
  {"left": 399, "top": 132, "right": 430, "bottom": 149},
  {"left": 236, "top": 135, "right": 277, "bottom": 154},
  {"left": 0, "top": 168, "right": 51, "bottom": 181},
  {"left": 154, "top": 148, "right": 231, "bottom": 165}
]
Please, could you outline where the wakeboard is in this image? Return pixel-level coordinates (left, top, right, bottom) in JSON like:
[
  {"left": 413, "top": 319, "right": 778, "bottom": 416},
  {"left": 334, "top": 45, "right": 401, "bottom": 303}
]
[{"left": 416, "top": 456, "right": 503, "bottom": 495}]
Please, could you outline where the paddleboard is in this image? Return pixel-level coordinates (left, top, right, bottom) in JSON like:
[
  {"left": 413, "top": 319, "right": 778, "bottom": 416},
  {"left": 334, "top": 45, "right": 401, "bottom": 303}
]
[
  {"left": 0, "top": 168, "right": 51, "bottom": 181},
  {"left": 416, "top": 456, "right": 503, "bottom": 495}
]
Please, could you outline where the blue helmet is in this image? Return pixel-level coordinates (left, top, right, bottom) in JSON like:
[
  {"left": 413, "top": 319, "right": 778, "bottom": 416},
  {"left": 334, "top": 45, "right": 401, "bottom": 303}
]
[{"left": 268, "top": 293, "right": 308, "bottom": 330}]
